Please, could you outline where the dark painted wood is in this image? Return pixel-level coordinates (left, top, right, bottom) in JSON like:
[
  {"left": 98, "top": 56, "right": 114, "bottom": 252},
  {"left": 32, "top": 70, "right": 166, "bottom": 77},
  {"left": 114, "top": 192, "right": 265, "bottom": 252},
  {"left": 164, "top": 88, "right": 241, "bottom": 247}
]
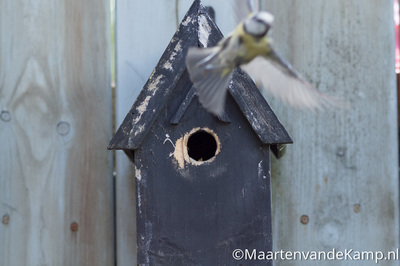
[
  {"left": 135, "top": 70, "right": 273, "bottom": 265},
  {"left": 109, "top": 1, "right": 293, "bottom": 265},
  {"left": 216, "top": 111, "right": 232, "bottom": 123},
  {"left": 229, "top": 68, "right": 292, "bottom": 145},
  {"left": 170, "top": 85, "right": 197, "bottom": 125},
  {"left": 171, "top": 85, "right": 231, "bottom": 125},
  {"left": 108, "top": 0, "right": 292, "bottom": 151}
]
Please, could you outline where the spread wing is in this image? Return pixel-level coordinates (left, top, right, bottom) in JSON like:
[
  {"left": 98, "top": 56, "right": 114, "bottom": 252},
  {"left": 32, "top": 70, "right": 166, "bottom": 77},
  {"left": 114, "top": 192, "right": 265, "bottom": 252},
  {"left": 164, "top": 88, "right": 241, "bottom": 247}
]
[
  {"left": 241, "top": 50, "right": 343, "bottom": 110},
  {"left": 186, "top": 47, "right": 234, "bottom": 116},
  {"left": 233, "top": 0, "right": 259, "bottom": 23}
]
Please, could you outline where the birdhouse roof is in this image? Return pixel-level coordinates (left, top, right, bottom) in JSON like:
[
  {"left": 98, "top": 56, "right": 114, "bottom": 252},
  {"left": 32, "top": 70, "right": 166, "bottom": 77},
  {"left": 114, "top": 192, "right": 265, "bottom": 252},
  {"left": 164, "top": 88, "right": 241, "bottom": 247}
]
[{"left": 108, "top": 0, "right": 292, "bottom": 151}]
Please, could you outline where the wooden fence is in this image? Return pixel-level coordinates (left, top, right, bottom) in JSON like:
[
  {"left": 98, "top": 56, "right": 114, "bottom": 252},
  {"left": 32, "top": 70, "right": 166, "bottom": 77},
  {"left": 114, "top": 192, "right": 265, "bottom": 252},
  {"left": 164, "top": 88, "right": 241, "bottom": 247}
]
[
  {"left": 0, "top": 0, "right": 114, "bottom": 265},
  {"left": 1, "top": 0, "right": 398, "bottom": 265},
  {"left": 264, "top": 2, "right": 399, "bottom": 265}
]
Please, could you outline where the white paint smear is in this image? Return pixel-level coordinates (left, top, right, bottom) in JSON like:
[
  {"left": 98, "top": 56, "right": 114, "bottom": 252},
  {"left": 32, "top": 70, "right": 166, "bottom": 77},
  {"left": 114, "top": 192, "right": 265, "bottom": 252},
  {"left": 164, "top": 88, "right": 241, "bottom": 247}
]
[{"left": 198, "top": 15, "right": 212, "bottom": 48}]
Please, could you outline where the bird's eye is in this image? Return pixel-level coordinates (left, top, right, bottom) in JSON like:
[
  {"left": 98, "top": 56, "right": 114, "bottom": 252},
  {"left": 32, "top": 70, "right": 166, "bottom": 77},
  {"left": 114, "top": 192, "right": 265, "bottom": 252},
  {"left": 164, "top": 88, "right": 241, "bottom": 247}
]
[
  {"left": 244, "top": 19, "right": 270, "bottom": 37},
  {"left": 243, "top": 11, "right": 274, "bottom": 37}
]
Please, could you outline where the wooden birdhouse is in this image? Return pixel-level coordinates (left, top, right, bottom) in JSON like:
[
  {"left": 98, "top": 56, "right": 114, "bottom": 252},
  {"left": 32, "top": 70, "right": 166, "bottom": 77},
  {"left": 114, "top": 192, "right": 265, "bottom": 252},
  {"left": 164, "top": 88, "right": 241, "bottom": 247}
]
[{"left": 108, "top": 1, "right": 292, "bottom": 265}]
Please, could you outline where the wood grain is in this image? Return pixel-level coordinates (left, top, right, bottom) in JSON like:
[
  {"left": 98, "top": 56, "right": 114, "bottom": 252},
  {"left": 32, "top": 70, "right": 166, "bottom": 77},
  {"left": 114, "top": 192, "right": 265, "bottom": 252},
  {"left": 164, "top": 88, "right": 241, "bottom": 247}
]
[
  {"left": 261, "top": 1, "right": 399, "bottom": 265},
  {"left": 116, "top": 0, "right": 398, "bottom": 264},
  {"left": 0, "top": 1, "right": 113, "bottom": 265}
]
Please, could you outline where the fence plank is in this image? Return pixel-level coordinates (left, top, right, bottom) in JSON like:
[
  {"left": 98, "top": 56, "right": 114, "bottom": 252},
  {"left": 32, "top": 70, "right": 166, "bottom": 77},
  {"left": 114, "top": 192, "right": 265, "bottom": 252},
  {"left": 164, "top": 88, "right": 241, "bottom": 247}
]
[
  {"left": 115, "top": 3, "right": 177, "bottom": 265},
  {"left": 260, "top": 0, "right": 399, "bottom": 265},
  {"left": 0, "top": 1, "right": 113, "bottom": 265}
]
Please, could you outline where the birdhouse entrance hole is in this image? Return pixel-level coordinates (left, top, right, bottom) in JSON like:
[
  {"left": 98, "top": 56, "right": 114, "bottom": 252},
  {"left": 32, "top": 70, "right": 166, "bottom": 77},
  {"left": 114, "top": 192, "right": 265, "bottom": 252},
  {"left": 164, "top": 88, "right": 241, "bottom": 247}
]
[
  {"left": 187, "top": 130, "right": 217, "bottom": 161},
  {"left": 183, "top": 127, "right": 220, "bottom": 164}
]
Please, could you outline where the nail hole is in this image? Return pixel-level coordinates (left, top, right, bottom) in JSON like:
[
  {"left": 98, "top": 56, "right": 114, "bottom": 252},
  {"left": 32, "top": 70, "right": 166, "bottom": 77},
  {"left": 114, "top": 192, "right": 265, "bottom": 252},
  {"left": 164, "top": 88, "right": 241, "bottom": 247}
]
[
  {"left": 0, "top": 111, "right": 11, "bottom": 122},
  {"left": 2, "top": 214, "right": 9, "bottom": 225},
  {"left": 300, "top": 215, "right": 309, "bottom": 225},
  {"left": 336, "top": 147, "right": 345, "bottom": 157},
  {"left": 70, "top": 222, "right": 79, "bottom": 232},
  {"left": 57, "top": 121, "right": 70, "bottom": 136}
]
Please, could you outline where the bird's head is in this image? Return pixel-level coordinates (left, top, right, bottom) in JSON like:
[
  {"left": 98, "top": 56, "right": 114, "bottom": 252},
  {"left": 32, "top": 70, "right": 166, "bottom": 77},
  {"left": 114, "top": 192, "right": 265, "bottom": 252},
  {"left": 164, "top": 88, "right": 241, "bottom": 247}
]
[{"left": 243, "top": 11, "right": 274, "bottom": 37}]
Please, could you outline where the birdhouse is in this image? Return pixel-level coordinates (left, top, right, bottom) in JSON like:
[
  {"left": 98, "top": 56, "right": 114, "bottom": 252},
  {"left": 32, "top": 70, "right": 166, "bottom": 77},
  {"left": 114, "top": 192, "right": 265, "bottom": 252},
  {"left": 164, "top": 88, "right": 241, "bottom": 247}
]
[{"left": 108, "top": 1, "right": 292, "bottom": 265}]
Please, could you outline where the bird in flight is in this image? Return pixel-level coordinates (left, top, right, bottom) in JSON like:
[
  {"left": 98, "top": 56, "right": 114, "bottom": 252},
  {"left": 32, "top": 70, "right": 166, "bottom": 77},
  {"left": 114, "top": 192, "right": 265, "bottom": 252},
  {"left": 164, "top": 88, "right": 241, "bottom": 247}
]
[{"left": 186, "top": 0, "right": 340, "bottom": 116}]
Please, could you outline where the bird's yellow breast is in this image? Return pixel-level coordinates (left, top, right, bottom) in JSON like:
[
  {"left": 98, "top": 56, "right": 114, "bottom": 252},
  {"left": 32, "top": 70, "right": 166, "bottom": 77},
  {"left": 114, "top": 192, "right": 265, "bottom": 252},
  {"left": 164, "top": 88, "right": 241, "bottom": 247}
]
[
  {"left": 235, "top": 23, "right": 271, "bottom": 62},
  {"left": 215, "top": 22, "right": 272, "bottom": 76}
]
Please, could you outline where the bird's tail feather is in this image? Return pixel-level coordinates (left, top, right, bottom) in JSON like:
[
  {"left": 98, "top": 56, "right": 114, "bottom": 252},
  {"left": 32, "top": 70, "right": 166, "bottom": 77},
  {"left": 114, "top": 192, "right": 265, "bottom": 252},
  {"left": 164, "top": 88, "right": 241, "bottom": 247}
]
[{"left": 186, "top": 47, "right": 233, "bottom": 116}]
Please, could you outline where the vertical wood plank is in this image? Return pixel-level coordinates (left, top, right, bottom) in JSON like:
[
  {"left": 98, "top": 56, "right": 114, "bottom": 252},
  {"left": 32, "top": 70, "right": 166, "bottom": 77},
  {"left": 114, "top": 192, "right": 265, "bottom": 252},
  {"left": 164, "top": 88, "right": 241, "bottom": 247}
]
[
  {"left": 260, "top": 0, "right": 399, "bottom": 264},
  {"left": 115, "top": 2, "right": 177, "bottom": 265},
  {"left": 0, "top": 0, "right": 114, "bottom": 265}
]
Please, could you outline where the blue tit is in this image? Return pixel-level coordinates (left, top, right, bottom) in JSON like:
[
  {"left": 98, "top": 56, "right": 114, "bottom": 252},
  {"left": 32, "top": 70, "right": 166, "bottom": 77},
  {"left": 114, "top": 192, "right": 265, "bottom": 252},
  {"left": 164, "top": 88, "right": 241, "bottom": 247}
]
[{"left": 186, "top": 9, "right": 337, "bottom": 116}]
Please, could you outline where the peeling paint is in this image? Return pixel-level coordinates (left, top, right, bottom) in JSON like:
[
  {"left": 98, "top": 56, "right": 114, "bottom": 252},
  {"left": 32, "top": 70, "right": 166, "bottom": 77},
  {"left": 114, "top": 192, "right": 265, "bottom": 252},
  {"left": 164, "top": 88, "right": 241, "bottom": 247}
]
[
  {"left": 136, "top": 166, "right": 142, "bottom": 214},
  {"left": 181, "top": 15, "right": 193, "bottom": 26},
  {"left": 137, "top": 193, "right": 142, "bottom": 214},
  {"left": 135, "top": 125, "right": 145, "bottom": 137},
  {"left": 148, "top": 75, "right": 164, "bottom": 94},
  {"left": 135, "top": 165, "right": 142, "bottom": 181},
  {"left": 258, "top": 160, "right": 266, "bottom": 179},
  {"left": 175, "top": 41, "right": 182, "bottom": 52},
  {"left": 148, "top": 68, "right": 156, "bottom": 81},
  {"left": 132, "top": 95, "right": 151, "bottom": 126},
  {"left": 143, "top": 222, "right": 153, "bottom": 265},
  {"left": 198, "top": 14, "right": 212, "bottom": 47},
  {"left": 163, "top": 61, "right": 173, "bottom": 70},
  {"left": 174, "top": 137, "right": 185, "bottom": 169},
  {"left": 163, "top": 40, "right": 182, "bottom": 71}
]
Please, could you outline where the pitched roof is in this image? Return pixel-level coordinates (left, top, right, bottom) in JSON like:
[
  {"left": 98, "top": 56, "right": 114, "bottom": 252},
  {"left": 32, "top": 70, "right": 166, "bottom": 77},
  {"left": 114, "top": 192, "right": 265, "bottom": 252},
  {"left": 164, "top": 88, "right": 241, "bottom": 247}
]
[{"left": 108, "top": 0, "right": 292, "bottom": 150}]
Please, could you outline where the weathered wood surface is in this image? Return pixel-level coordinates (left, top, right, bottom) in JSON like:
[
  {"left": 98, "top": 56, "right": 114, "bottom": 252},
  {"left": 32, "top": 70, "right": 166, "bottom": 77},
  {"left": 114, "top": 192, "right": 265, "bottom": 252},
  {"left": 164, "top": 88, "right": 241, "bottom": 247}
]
[
  {"left": 261, "top": 0, "right": 399, "bottom": 265},
  {"left": 115, "top": 1, "right": 238, "bottom": 265},
  {"left": 0, "top": 1, "right": 114, "bottom": 265},
  {"left": 113, "top": 5, "right": 292, "bottom": 262},
  {"left": 116, "top": 0, "right": 398, "bottom": 265},
  {"left": 110, "top": 0, "right": 292, "bottom": 150}
]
